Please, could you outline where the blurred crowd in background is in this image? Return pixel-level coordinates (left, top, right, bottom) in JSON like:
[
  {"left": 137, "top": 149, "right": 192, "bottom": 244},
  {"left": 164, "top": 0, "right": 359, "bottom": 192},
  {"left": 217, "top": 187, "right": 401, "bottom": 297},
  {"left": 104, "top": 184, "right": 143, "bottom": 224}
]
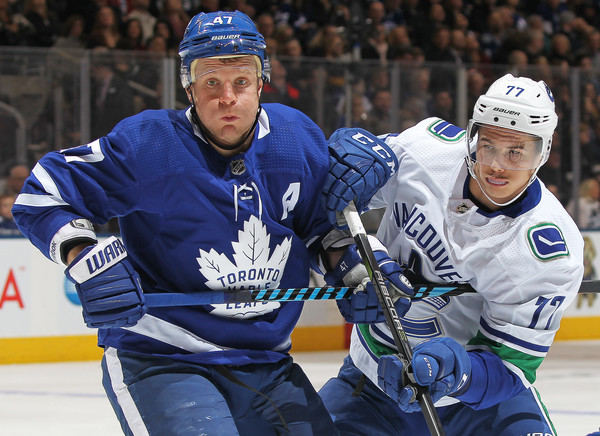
[{"left": 3, "top": 0, "right": 600, "bottom": 233}]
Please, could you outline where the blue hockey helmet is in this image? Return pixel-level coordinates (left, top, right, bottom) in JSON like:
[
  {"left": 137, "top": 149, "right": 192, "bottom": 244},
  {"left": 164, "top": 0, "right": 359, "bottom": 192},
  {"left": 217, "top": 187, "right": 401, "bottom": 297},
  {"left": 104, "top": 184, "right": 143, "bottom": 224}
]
[{"left": 178, "top": 10, "right": 271, "bottom": 88}]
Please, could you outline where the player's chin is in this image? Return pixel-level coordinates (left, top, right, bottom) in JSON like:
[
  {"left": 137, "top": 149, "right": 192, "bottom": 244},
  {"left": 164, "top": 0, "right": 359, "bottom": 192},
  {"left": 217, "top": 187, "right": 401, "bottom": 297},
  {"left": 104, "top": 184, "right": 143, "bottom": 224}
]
[
  {"left": 224, "top": 121, "right": 255, "bottom": 138},
  {"left": 218, "top": 129, "right": 245, "bottom": 146},
  {"left": 485, "top": 182, "right": 528, "bottom": 204}
]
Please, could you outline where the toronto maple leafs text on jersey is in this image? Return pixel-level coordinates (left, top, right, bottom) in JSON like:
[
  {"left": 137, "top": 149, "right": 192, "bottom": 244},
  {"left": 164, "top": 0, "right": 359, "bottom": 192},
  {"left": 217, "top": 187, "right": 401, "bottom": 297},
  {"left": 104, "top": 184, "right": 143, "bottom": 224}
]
[{"left": 13, "top": 103, "right": 333, "bottom": 366}]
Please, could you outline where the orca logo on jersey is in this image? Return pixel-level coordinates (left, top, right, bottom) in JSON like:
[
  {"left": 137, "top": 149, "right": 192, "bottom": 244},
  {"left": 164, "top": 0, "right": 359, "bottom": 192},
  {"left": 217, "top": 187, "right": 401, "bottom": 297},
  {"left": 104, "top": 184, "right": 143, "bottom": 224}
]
[
  {"left": 427, "top": 119, "right": 465, "bottom": 142},
  {"left": 527, "top": 223, "right": 569, "bottom": 261}
]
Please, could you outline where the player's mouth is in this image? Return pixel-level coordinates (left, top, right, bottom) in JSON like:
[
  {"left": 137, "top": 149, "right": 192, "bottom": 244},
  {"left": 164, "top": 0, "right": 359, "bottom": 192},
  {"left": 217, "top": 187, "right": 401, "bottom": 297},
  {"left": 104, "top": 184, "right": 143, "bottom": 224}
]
[
  {"left": 486, "top": 176, "right": 508, "bottom": 187},
  {"left": 221, "top": 115, "right": 239, "bottom": 122}
]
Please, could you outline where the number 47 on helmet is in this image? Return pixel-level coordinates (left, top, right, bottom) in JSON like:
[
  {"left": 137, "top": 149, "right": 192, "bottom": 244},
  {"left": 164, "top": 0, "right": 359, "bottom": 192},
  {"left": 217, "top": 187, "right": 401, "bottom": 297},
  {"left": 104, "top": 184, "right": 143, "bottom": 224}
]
[{"left": 178, "top": 10, "right": 271, "bottom": 89}]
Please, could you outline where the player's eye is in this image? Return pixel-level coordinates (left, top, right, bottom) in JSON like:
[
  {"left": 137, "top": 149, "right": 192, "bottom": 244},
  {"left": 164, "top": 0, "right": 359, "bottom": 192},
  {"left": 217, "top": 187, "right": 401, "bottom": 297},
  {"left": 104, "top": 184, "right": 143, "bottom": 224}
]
[
  {"left": 507, "top": 149, "right": 523, "bottom": 161},
  {"left": 235, "top": 78, "right": 250, "bottom": 87}
]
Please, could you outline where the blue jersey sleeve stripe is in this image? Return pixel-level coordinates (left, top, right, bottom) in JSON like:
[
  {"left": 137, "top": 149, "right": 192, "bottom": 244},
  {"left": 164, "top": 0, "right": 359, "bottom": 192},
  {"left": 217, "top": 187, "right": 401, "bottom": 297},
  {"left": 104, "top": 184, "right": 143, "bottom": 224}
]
[
  {"left": 355, "top": 325, "right": 381, "bottom": 361},
  {"left": 479, "top": 318, "right": 550, "bottom": 353},
  {"left": 370, "top": 324, "right": 396, "bottom": 349}
]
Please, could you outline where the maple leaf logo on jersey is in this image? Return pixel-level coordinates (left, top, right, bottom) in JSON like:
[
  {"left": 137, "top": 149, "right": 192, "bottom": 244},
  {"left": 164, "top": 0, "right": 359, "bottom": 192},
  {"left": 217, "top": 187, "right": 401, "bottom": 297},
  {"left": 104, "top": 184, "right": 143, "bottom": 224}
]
[{"left": 196, "top": 215, "right": 292, "bottom": 319}]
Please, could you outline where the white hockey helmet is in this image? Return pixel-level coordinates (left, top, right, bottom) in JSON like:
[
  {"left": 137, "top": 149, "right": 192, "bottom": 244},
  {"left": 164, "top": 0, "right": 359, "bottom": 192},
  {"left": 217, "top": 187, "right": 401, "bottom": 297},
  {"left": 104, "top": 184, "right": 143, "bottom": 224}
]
[
  {"left": 467, "top": 73, "right": 558, "bottom": 168},
  {"left": 466, "top": 74, "right": 558, "bottom": 206}
]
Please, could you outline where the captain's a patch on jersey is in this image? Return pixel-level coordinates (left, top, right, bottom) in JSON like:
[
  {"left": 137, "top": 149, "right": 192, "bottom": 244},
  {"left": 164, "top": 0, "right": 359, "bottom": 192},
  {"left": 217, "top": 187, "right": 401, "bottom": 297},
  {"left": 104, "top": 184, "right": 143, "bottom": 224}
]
[
  {"left": 427, "top": 119, "right": 465, "bottom": 142},
  {"left": 527, "top": 223, "right": 569, "bottom": 261}
]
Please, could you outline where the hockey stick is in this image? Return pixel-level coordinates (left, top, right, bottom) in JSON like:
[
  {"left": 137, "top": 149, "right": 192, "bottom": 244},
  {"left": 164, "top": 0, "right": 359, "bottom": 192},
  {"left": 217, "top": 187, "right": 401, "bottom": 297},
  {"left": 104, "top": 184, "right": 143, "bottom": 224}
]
[
  {"left": 144, "top": 283, "right": 476, "bottom": 306},
  {"left": 145, "top": 286, "right": 356, "bottom": 306},
  {"left": 144, "top": 284, "right": 465, "bottom": 306},
  {"left": 144, "top": 279, "right": 595, "bottom": 307},
  {"left": 342, "top": 202, "right": 446, "bottom": 436}
]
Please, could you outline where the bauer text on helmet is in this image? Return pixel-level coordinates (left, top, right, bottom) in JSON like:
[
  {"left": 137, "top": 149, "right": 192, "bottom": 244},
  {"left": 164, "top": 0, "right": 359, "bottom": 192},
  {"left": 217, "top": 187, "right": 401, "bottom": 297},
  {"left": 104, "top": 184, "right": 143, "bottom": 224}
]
[{"left": 179, "top": 10, "right": 271, "bottom": 89}]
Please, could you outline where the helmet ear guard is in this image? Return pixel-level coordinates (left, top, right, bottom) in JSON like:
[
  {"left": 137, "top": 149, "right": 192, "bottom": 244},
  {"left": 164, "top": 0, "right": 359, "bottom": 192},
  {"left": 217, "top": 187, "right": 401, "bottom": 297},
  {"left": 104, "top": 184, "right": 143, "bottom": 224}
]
[{"left": 178, "top": 10, "right": 271, "bottom": 89}]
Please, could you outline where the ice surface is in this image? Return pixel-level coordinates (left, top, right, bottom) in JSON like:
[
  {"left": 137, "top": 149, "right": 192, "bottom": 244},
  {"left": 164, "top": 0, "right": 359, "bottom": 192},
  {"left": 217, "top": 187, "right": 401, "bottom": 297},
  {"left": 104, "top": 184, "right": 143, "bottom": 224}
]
[{"left": 0, "top": 341, "right": 598, "bottom": 435}]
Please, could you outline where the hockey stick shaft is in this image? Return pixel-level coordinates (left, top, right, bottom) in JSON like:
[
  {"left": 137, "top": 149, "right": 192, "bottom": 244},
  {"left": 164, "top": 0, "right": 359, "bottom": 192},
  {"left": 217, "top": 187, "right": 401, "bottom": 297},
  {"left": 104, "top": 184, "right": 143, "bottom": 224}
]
[
  {"left": 343, "top": 202, "right": 445, "bottom": 436},
  {"left": 145, "top": 286, "right": 355, "bottom": 306},
  {"left": 144, "top": 280, "right": 595, "bottom": 306},
  {"left": 144, "top": 283, "right": 478, "bottom": 306}
]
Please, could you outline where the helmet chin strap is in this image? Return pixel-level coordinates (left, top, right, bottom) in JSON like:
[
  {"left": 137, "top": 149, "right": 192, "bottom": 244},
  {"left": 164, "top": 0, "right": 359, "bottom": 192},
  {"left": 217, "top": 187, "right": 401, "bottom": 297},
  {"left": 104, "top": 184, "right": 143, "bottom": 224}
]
[
  {"left": 190, "top": 104, "right": 261, "bottom": 152},
  {"left": 467, "top": 158, "right": 538, "bottom": 208}
]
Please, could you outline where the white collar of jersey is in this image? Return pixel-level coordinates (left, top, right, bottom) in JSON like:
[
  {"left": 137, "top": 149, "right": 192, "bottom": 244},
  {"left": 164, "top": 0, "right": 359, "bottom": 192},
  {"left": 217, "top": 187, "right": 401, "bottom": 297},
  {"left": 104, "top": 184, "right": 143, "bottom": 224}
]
[
  {"left": 186, "top": 108, "right": 204, "bottom": 142},
  {"left": 256, "top": 108, "right": 270, "bottom": 139},
  {"left": 185, "top": 107, "right": 271, "bottom": 142}
]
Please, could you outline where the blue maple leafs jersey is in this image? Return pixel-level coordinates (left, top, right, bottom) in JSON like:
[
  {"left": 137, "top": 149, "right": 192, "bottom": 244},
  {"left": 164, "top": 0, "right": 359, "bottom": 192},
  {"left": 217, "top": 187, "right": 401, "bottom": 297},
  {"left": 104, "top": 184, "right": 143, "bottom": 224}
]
[{"left": 13, "top": 104, "right": 333, "bottom": 365}]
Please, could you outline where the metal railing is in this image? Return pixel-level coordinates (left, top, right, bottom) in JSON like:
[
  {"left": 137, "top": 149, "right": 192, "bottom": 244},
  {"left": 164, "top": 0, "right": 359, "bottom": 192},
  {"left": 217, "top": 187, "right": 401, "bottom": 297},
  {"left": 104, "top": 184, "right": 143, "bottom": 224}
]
[{"left": 0, "top": 47, "right": 595, "bottom": 219}]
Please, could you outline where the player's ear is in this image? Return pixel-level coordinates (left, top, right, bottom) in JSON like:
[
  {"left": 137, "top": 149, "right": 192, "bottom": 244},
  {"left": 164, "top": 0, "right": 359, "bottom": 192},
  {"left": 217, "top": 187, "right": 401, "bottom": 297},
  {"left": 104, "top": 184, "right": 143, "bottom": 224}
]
[
  {"left": 257, "top": 78, "right": 263, "bottom": 98},
  {"left": 185, "top": 87, "right": 194, "bottom": 105}
]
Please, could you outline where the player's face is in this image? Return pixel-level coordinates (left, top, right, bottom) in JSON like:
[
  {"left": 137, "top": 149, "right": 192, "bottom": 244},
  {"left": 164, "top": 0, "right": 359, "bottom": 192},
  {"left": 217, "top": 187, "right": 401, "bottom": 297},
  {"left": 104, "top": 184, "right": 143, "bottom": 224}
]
[
  {"left": 189, "top": 56, "right": 262, "bottom": 155},
  {"left": 469, "top": 125, "right": 539, "bottom": 210}
]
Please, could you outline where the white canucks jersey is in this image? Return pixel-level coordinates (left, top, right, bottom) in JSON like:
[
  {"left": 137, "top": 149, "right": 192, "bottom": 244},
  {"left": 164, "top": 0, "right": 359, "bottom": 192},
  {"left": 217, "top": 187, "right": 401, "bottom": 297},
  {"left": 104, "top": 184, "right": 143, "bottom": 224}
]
[{"left": 350, "top": 118, "right": 584, "bottom": 405}]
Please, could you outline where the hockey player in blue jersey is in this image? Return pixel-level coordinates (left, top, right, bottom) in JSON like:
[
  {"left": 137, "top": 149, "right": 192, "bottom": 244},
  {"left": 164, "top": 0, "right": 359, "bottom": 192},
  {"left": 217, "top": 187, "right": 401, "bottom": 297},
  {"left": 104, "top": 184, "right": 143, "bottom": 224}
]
[
  {"left": 320, "top": 74, "right": 584, "bottom": 435},
  {"left": 12, "top": 10, "right": 414, "bottom": 436}
]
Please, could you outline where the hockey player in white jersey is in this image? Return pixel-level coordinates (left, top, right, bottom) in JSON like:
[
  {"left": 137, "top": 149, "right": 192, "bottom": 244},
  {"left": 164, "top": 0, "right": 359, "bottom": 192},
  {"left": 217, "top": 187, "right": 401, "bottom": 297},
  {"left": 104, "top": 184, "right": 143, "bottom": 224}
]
[
  {"left": 319, "top": 74, "right": 584, "bottom": 435},
  {"left": 11, "top": 10, "right": 413, "bottom": 436}
]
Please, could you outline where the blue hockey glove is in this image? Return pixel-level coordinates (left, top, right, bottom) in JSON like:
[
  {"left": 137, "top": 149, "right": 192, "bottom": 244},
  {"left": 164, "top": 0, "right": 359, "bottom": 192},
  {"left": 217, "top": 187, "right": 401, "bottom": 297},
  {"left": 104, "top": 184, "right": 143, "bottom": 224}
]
[
  {"left": 324, "top": 238, "right": 413, "bottom": 323},
  {"left": 322, "top": 127, "right": 398, "bottom": 227},
  {"left": 377, "top": 337, "right": 471, "bottom": 412},
  {"left": 65, "top": 236, "right": 146, "bottom": 329}
]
